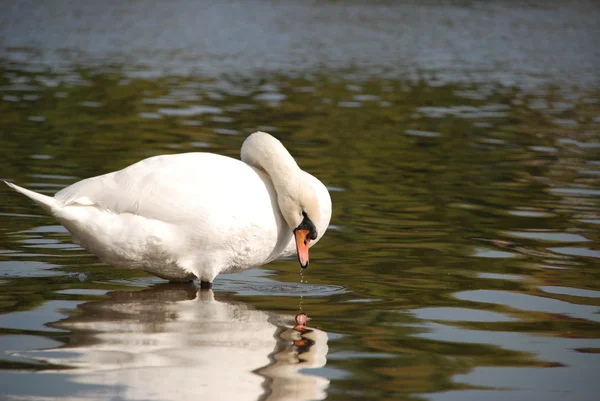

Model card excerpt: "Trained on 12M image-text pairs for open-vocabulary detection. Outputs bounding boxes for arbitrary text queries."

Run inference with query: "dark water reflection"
[1,1,600,401]
[1,66,600,401]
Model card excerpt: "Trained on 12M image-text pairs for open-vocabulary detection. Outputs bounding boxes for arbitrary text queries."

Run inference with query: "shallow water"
[1,1,600,401]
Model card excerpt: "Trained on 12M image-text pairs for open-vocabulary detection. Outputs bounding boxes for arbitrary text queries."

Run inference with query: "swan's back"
[56,153,274,225]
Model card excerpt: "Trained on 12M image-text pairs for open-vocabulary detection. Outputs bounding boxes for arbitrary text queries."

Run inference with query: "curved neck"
[241,132,310,233]
[240,132,300,189]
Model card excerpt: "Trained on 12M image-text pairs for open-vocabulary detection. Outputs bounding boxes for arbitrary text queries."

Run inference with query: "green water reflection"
[1,64,599,401]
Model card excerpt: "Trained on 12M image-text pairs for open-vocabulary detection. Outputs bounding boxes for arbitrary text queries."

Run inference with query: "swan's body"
[5,132,332,283]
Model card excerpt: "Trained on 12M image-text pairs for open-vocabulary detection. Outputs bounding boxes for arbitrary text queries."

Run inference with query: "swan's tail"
[4,181,57,214]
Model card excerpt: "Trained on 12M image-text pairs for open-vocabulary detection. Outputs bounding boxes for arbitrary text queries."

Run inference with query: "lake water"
[1,1,599,401]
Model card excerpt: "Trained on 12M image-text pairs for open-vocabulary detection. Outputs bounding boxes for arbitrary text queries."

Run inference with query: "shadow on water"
[1,1,600,401]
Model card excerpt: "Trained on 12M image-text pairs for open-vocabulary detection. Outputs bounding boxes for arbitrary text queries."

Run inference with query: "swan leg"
[200,281,212,289]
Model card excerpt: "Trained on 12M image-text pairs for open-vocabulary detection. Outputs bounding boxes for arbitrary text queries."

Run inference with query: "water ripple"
[455,290,600,323]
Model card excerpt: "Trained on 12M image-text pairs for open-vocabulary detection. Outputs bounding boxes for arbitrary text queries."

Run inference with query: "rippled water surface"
[1,1,600,401]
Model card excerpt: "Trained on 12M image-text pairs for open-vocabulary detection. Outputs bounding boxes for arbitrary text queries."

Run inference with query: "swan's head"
[278,183,321,268]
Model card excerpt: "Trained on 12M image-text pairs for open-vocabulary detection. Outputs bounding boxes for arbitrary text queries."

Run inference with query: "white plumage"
[5,132,332,283]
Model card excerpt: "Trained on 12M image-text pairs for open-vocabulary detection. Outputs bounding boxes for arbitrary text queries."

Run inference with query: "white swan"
[5,132,332,285]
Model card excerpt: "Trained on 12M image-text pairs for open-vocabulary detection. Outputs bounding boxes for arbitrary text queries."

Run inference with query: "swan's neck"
[240,132,300,188]
[241,132,308,232]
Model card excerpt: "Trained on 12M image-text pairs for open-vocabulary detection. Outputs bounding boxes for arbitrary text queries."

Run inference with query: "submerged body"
[5,132,332,283]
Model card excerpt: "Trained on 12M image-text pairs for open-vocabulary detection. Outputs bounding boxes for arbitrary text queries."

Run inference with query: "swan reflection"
[39,284,329,401]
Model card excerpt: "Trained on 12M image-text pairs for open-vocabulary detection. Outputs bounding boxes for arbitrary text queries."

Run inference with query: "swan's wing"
[55,153,258,224]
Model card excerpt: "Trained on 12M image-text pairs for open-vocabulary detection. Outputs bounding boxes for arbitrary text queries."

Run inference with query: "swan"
[4,132,332,287]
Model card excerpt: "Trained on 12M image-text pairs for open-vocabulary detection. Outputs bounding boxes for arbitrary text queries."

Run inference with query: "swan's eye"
[297,211,317,240]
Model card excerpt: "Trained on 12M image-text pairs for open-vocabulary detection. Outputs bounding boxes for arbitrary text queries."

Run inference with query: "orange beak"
[294,228,312,268]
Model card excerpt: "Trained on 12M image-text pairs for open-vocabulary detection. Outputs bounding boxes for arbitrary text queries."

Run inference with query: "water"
[1,1,600,400]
